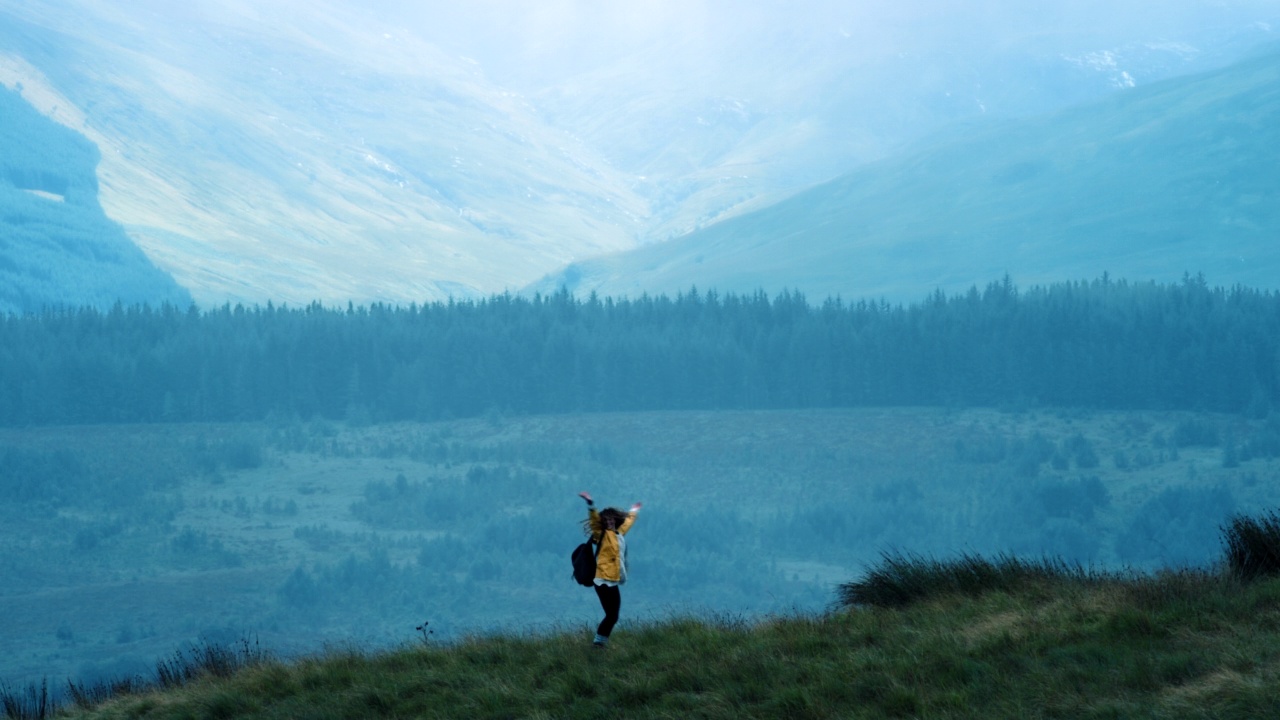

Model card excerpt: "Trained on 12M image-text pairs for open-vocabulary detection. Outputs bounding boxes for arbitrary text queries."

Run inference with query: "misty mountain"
[0,86,190,313]
[525,7,1280,246]
[530,46,1280,303]
[0,0,648,307]
[1,1,1276,307]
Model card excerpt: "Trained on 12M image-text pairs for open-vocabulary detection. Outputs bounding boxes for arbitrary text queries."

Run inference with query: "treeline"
[1,274,1277,426]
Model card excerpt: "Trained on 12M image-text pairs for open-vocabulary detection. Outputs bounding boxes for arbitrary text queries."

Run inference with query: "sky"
[374,0,1280,89]
[58,0,1278,112]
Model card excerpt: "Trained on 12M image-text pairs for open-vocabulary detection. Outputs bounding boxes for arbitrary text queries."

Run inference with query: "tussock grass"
[153,637,270,691]
[0,638,269,720]
[0,679,49,720]
[835,551,1101,609]
[1222,509,1280,581]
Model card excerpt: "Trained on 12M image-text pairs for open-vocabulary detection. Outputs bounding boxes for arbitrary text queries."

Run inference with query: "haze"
[4,0,1277,305]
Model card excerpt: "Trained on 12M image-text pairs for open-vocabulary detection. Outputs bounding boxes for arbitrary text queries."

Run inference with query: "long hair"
[583,507,628,538]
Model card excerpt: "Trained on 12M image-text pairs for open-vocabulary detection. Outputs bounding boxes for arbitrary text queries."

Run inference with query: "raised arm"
[618,502,642,535]
[580,492,601,539]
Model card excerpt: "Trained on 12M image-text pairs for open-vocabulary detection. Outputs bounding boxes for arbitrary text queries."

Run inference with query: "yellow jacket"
[589,507,637,583]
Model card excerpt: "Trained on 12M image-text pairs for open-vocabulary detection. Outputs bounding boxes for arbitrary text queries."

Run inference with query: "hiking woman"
[578,491,641,648]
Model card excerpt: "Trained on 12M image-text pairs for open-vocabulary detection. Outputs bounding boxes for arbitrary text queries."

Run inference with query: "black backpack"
[571,536,599,587]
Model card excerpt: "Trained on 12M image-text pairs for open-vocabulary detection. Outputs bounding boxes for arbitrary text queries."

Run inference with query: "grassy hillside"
[532,46,1280,303]
[24,558,1280,719]
[2,407,1278,691]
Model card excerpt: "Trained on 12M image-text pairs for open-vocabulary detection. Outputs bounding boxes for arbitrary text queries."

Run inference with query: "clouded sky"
[375,0,1279,88]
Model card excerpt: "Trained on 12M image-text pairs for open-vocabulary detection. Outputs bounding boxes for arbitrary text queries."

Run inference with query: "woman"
[579,491,641,648]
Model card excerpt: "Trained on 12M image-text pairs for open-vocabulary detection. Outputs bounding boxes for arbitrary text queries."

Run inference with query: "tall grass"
[840,507,1280,610]
[0,680,49,720]
[1222,509,1280,580]
[64,677,146,713]
[154,637,269,690]
[1,637,269,720]
[835,551,1099,609]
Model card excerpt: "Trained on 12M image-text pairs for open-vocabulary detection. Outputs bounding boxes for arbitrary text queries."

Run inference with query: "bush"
[1222,509,1280,581]
[835,552,1094,609]
[1063,433,1100,469]
[1172,417,1220,448]
[1114,485,1236,569]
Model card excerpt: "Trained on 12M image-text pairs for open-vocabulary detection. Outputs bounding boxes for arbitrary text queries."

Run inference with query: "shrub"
[1243,417,1280,459]
[1115,485,1236,569]
[954,433,1006,464]
[1221,509,1280,581]
[1172,417,1220,448]
[835,552,1094,609]
[1063,433,1099,469]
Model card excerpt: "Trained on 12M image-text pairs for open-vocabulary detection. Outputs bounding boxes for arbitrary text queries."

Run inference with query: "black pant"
[594,583,621,637]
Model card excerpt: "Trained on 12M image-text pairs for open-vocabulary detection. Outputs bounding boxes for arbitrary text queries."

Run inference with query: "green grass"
[836,552,1099,609]
[48,565,1280,720]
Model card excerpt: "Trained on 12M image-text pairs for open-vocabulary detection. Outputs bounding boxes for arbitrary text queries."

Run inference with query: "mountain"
[529,46,1280,303]
[0,86,190,313]
[516,2,1280,245]
[0,0,648,307]
[0,1,1276,306]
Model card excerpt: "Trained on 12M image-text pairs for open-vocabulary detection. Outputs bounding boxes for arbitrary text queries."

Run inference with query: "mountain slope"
[531,46,1280,303]
[527,4,1280,246]
[0,86,190,313]
[3,2,1277,306]
[0,0,648,306]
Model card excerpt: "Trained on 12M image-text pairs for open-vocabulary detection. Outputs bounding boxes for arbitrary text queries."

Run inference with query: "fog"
[379,0,1280,134]
[398,0,1276,85]
[103,0,1280,156]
